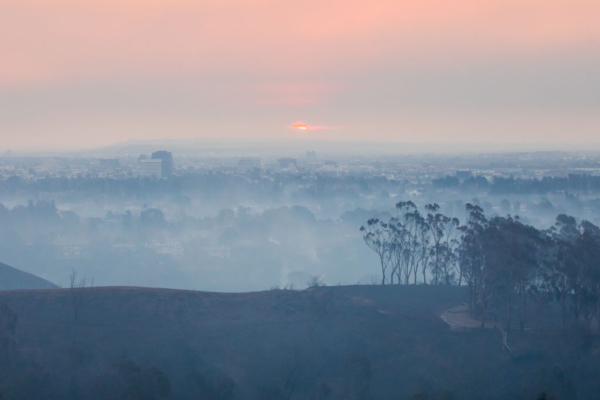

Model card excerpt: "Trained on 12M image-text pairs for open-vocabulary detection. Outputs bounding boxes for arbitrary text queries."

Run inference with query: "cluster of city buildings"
[236,151,320,173]
[93,150,175,179]
[138,151,174,178]
[1,150,600,183]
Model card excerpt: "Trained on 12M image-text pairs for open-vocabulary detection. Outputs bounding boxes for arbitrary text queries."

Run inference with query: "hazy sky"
[1,0,600,151]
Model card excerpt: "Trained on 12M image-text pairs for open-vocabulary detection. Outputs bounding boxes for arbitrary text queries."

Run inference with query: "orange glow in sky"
[1,0,600,150]
[292,123,308,130]
[291,123,337,131]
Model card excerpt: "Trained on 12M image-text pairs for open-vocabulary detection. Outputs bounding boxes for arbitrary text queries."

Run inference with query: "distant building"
[237,157,261,172]
[151,151,173,178]
[306,150,317,162]
[138,155,149,164]
[139,159,162,178]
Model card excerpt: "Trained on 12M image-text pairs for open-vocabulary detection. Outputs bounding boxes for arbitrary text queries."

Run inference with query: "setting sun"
[292,123,308,130]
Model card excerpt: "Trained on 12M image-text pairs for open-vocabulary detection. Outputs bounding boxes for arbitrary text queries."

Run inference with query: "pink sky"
[1,0,599,150]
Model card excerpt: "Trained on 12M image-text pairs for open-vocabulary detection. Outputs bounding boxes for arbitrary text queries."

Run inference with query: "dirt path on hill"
[441,305,493,330]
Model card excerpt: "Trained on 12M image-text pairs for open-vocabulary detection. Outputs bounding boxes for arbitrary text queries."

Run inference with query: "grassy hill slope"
[0,285,597,399]
[0,262,57,291]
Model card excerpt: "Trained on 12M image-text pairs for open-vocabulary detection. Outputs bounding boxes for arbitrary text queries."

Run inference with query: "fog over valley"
[1,148,599,292]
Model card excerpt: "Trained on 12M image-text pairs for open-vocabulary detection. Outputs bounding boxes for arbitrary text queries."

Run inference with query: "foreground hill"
[0,262,57,290]
[0,285,596,399]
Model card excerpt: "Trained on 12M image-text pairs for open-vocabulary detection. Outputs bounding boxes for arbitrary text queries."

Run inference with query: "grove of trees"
[361,201,600,334]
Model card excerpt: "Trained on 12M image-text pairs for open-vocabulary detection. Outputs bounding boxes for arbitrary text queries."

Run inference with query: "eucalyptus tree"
[390,201,425,285]
[364,201,459,286]
[387,219,406,285]
[360,218,393,285]
[416,217,432,285]
[526,229,556,331]
[482,215,544,330]
[546,214,579,325]
[426,203,457,285]
[458,204,488,318]
[545,215,600,331]
[386,202,412,285]
[402,210,423,284]
[572,226,600,335]
[440,216,462,285]
[550,218,600,334]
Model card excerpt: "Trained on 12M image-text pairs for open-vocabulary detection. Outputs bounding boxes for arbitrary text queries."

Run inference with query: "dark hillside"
[0,262,57,290]
[0,285,597,399]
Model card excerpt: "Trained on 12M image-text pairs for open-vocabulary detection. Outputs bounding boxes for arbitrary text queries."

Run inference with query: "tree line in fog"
[4,173,600,201]
[361,202,600,334]
[434,173,600,194]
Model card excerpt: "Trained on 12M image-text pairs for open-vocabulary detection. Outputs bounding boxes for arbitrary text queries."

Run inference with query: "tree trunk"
[506,293,513,331]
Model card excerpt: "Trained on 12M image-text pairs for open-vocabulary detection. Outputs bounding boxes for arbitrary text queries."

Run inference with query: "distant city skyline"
[1,0,599,151]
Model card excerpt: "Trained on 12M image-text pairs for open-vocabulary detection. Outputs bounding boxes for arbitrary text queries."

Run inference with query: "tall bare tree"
[360,219,393,285]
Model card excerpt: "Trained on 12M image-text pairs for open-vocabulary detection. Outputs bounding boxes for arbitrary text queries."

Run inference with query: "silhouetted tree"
[360,219,392,285]
[69,269,87,322]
